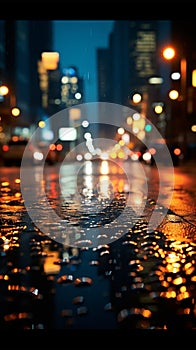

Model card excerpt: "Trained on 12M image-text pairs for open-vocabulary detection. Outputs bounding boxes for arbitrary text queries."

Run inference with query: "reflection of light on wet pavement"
[84,160,93,175]
[43,250,61,275]
[100,160,109,175]
[97,175,113,200]
[0,162,195,334]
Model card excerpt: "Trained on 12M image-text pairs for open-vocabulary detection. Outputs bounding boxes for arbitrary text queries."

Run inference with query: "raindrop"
[61,309,73,317]
[89,260,100,266]
[72,296,84,304]
[56,275,74,284]
[104,302,113,311]
[74,276,93,287]
[77,306,88,316]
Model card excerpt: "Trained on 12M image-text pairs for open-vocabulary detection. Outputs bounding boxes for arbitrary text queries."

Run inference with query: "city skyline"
[53,20,114,102]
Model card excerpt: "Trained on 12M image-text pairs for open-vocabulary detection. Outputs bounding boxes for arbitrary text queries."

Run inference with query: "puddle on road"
[0,172,195,331]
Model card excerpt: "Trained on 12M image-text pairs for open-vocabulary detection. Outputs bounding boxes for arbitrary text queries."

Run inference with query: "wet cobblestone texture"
[0,165,195,349]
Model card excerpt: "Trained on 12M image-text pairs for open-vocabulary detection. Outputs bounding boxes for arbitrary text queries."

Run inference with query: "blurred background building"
[0,19,195,162]
[0,20,84,144]
[97,20,196,160]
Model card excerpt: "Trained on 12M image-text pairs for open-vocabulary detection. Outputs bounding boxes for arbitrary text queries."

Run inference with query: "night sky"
[53,20,114,102]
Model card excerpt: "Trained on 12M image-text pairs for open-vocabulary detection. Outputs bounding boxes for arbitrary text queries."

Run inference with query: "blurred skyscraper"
[0,21,53,122]
[97,20,196,159]
[0,20,84,142]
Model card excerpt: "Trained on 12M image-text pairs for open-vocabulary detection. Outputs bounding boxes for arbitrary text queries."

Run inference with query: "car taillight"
[49,143,56,151]
[56,143,63,151]
[2,145,9,152]
[173,147,181,156]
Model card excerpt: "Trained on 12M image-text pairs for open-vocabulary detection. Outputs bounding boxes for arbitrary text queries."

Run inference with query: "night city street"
[0,14,196,349]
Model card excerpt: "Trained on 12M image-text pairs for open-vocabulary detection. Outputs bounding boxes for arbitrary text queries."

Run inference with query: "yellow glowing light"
[70,77,78,84]
[0,85,9,96]
[180,286,187,293]
[184,262,192,270]
[38,120,46,128]
[154,105,163,114]
[142,309,152,318]
[166,290,176,298]
[191,124,196,132]
[169,90,179,100]
[161,281,169,288]
[1,181,9,187]
[162,47,175,60]
[114,143,121,150]
[173,277,185,285]
[177,292,190,301]
[41,52,59,70]
[185,266,195,275]
[117,179,124,192]
[132,93,142,104]
[111,166,117,174]
[43,251,61,274]
[11,107,20,117]
[4,244,10,251]
[126,116,132,125]
[192,69,196,87]
[15,178,20,184]
[69,108,81,120]
[119,140,125,146]
[148,76,163,84]
[110,152,117,159]
[118,150,125,159]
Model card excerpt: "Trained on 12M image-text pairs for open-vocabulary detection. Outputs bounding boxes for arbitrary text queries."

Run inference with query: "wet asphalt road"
[0,159,195,349]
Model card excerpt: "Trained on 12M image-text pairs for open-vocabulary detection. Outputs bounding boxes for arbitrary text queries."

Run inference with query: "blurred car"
[34,142,63,165]
[0,138,31,166]
[167,143,182,166]
[0,138,73,166]
[138,140,182,167]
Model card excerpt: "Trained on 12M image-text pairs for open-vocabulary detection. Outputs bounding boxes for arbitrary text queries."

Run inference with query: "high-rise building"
[60,66,84,108]
[97,48,112,103]
[38,51,62,117]
[0,20,53,139]
[96,20,173,145]
[97,19,196,160]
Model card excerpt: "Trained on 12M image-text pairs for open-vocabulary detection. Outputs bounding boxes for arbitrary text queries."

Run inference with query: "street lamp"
[0,85,9,97]
[0,83,21,140]
[0,83,20,117]
[162,46,188,159]
[11,107,21,118]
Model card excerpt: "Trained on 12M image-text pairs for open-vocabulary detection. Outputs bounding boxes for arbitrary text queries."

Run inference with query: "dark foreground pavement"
[0,160,195,349]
